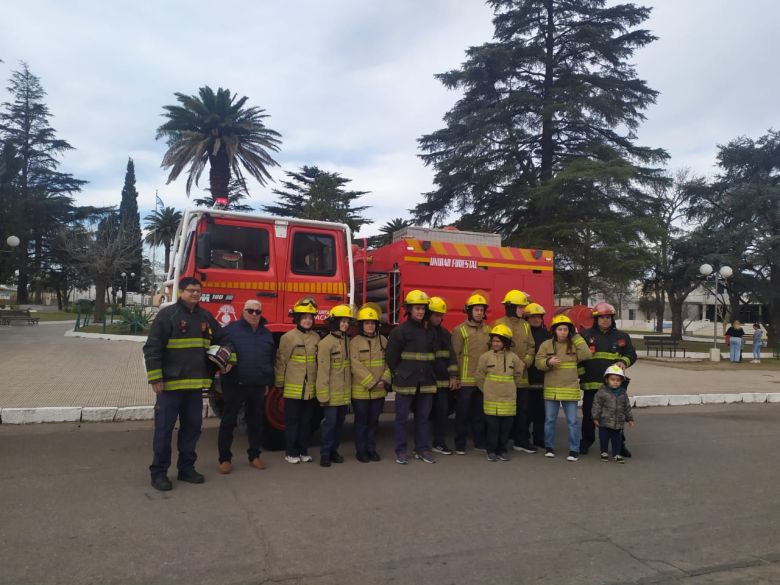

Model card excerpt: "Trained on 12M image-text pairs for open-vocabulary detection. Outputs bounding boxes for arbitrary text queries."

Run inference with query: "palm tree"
[156,86,282,199]
[144,207,182,272]
[368,217,413,248]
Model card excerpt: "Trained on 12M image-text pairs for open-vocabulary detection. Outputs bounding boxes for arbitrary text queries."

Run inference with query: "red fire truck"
[164,209,554,448]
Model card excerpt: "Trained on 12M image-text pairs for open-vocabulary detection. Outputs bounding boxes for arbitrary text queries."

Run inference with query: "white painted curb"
[64,329,146,343]
[1,394,779,424]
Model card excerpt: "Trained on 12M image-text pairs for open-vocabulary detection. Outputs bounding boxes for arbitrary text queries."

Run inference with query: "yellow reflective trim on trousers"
[484,400,516,416]
[166,338,209,349]
[461,327,470,380]
[592,351,620,360]
[147,369,162,381]
[400,352,434,361]
[163,378,212,391]
[486,374,514,382]
[394,385,437,395]
[290,355,316,363]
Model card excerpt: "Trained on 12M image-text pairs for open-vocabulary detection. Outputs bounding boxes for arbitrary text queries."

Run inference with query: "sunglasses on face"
[245,308,261,315]
[182,288,201,294]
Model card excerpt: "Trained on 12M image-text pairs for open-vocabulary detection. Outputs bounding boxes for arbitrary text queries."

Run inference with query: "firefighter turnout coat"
[275,327,319,400]
[451,320,491,387]
[143,300,233,391]
[431,324,458,389]
[316,331,352,406]
[475,349,525,416]
[492,315,535,386]
[386,318,437,395]
[350,333,391,400]
[535,335,592,401]
[579,325,637,392]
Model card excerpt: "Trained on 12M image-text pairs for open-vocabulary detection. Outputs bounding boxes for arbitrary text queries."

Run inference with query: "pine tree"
[415,0,668,302]
[262,166,372,234]
[118,158,143,302]
[0,62,85,302]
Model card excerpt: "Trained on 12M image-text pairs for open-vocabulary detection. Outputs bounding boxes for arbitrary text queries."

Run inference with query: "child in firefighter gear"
[523,303,551,448]
[275,297,320,464]
[579,302,637,457]
[428,296,459,456]
[217,300,275,475]
[350,304,391,462]
[493,289,536,454]
[316,305,353,467]
[475,325,525,461]
[535,315,591,462]
[451,292,491,454]
[385,289,438,464]
[143,277,234,492]
[592,365,635,463]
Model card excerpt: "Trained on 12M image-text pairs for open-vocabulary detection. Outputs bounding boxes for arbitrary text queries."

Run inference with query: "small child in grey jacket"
[592,364,635,463]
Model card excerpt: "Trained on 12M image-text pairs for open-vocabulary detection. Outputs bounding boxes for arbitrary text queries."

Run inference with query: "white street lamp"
[699,263,732,354]
[6,235,20,248]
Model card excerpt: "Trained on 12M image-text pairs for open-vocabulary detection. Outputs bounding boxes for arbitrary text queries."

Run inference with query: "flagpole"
[151,190,159,305]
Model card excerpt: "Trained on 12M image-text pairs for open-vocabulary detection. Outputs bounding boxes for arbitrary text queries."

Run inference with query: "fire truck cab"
[165,209,354,330]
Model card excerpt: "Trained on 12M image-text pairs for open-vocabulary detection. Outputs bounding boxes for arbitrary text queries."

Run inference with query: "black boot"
[331,451,345,464]
[151,475,172,491]
[177,469,205,484]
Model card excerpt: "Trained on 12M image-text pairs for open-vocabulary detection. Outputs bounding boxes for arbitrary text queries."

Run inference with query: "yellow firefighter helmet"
[428,296,448,314]
[501,289,530,306]
[404,289,430,306]
[328,304,354,319]
[489,324,513,340]
[549,314,574,331]
[465,292,489,308]
[356,303,381,322]
[523,302,546,316]
[291,296,318,314]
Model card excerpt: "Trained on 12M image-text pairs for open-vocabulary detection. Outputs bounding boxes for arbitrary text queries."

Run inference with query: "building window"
[628,309,636,320]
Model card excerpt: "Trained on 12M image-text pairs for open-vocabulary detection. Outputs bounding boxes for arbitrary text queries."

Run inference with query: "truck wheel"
[262,387,286,451]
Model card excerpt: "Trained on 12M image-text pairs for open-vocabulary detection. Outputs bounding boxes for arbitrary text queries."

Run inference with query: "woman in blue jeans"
[725,320,745,363]
[534,315,591,461]
[751,323,764,363]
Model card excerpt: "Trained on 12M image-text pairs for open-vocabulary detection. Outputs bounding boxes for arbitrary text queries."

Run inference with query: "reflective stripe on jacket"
[431,324,458,388]
[535,335,591,401]
[350,334,391,400]
[451,320,491,385]
[579,326,637,391]
[492,315,535,386]
[315,332,351,406]
[143,300,232,392]
[275,327,319,400]
[386,318,437,395]
[475,349,525,416]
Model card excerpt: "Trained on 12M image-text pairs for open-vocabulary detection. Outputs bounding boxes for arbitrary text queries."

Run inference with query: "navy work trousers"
[455,386,486,450]
[320,404,348,458]
[394,391,433,456]
[149,390,203,479]
[284,397,315,457]
[353,397,385,456]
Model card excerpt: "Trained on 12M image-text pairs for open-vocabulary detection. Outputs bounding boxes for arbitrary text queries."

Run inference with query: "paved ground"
[0,404,778,585]
[1,323,778,408]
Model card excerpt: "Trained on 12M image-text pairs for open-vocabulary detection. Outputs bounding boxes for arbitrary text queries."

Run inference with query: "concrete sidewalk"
[0,322,777,412]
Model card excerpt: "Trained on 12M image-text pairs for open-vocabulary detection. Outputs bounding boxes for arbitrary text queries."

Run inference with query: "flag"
[155,192,164,210]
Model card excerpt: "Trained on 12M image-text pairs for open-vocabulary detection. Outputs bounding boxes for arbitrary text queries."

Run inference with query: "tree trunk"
[16,239,29,303]
[209,148,231,200]
[94,280,107,322]
[55,286,63,311]
[654,284,665,332]
[668,295,684,340]
[540,0,555,183]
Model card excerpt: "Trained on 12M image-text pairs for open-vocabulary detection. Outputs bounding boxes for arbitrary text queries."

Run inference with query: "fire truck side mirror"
[196,233,211,269]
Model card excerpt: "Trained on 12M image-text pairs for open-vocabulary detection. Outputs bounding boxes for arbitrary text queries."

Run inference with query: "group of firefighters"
[144,277,637,492]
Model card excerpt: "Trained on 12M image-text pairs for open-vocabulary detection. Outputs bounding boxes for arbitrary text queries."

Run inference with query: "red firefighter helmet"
[592,302,616,317]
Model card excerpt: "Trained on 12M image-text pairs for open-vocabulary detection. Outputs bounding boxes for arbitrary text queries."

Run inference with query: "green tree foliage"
[118,158,143,299]
[367,217,413,248]
[0,63,86,302]
[157,86,282,199]
[687,130,780,345]
[144,206,183,273]
[262,165,372,234]
[193,176,254,211]
[414,0,667,302]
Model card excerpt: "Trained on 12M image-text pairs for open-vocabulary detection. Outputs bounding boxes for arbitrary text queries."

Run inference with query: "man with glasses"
[578,302,637,457]
[217,300,275,474]
[143,277,233,491]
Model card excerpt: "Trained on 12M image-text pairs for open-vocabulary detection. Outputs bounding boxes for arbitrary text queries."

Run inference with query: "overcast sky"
[2,1,778,238]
